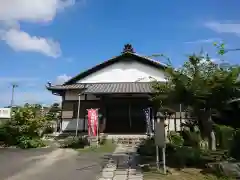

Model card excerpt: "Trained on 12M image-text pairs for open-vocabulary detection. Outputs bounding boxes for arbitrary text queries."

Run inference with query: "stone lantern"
[154,110,166,148]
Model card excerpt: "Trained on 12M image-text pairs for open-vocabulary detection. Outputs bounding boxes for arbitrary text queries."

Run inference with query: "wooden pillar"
[83,94,87,132]
[168,114,170,133]
[102,101,107,133]
[180,104,182,131]
[101,96,107,133]
[174,113,177,131]
[60,93,65,132]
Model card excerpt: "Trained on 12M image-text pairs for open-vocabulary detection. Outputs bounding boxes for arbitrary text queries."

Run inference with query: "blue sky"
[0,0,240,106]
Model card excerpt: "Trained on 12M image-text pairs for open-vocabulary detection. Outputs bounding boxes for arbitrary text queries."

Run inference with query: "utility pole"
[10,83,18,108]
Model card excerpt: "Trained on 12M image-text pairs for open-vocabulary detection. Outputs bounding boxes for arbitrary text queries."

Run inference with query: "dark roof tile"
[47,82,155,93]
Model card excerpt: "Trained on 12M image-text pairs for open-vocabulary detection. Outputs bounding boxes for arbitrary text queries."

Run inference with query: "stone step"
[114,137,146,145]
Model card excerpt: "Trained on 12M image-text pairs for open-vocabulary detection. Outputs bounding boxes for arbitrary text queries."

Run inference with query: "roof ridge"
[75,82,152,84]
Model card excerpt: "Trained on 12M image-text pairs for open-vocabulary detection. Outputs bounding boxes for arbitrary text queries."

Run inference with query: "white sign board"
[0,108,11,118]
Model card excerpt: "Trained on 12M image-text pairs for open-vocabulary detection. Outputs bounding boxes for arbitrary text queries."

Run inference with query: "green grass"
[77,140,116,153]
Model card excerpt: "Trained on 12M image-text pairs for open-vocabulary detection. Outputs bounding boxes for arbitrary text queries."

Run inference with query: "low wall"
[167,118,184,132]
[0,118,9,125]
[62,118,88,131]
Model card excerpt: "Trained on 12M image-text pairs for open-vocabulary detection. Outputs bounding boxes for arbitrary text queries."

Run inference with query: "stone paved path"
[97,144,143,180]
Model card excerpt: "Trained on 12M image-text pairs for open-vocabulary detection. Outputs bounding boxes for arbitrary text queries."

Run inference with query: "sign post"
[143,107,152,136]
[154,111,166,174]
[0,108,11,119]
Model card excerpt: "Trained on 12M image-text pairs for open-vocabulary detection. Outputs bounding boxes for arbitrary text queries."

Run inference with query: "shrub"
[0,124,10,142]
[43,125,55,134]
[137,138,222,169]
[0,122,18,145]
[99,134,107,145]
[214,124,234,150]
[168,131,184,147]
[0,106,49,148]
[230,129,240,160]
[17,136,45,149]
[167,146,203,168]
[137,138,155,156]
[60,136,89,149]
[181,130,201,148]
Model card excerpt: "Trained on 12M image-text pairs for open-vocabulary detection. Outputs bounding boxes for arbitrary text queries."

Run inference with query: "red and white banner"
[87,109,98,136]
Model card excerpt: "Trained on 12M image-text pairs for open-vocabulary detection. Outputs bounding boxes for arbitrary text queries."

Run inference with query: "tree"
[214,42,240,55]
[152,53,240,150]
[45,103,61,121]
[0,105,48,148]
[49,103,61,113]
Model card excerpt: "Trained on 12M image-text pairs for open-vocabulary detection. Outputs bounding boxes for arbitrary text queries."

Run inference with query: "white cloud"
[55,74,72,84]
[0,0,76,57]
[2,29,61,58]
[0,0,75,22]
[205,21,240,36]
[185,38,221,44]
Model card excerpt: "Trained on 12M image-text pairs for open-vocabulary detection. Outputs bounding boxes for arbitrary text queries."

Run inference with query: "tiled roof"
[47,82,155,93]
[48,84,86,90]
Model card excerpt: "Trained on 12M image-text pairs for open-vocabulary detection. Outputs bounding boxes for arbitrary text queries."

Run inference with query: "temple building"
[47,44,184,134]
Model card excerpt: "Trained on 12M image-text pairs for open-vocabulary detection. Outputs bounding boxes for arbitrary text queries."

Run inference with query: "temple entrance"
[105,101,130,133]
[104,97,148,134]
[130,103,147,133]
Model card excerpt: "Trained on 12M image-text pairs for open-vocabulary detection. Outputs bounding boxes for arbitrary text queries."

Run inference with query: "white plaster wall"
[77,60,167,83]
[168,118,176,131]
[65,92,100,101]
[62,119,88,131]
[166,118,185,132]
[61,118,185,132]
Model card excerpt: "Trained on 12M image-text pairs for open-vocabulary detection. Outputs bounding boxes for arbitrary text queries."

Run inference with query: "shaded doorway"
[104,98,148,134]
[105,101,130,133]
[130,103,147,133]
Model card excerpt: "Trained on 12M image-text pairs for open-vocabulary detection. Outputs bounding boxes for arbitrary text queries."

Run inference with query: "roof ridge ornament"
[122,44,135,54]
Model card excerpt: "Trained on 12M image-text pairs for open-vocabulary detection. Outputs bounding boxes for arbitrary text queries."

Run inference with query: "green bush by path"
[137,137,229,169]
[0,105,50,148]
[230,129,240,160]
[213,124,240,160]
[168,131,184,147]
[60,136,89,149]
[137,138,156,156]
[77,139,116,153]
[17,136,45,149]
[214,125,234,150]
[169,146,203,167]
[181,130,201,148]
